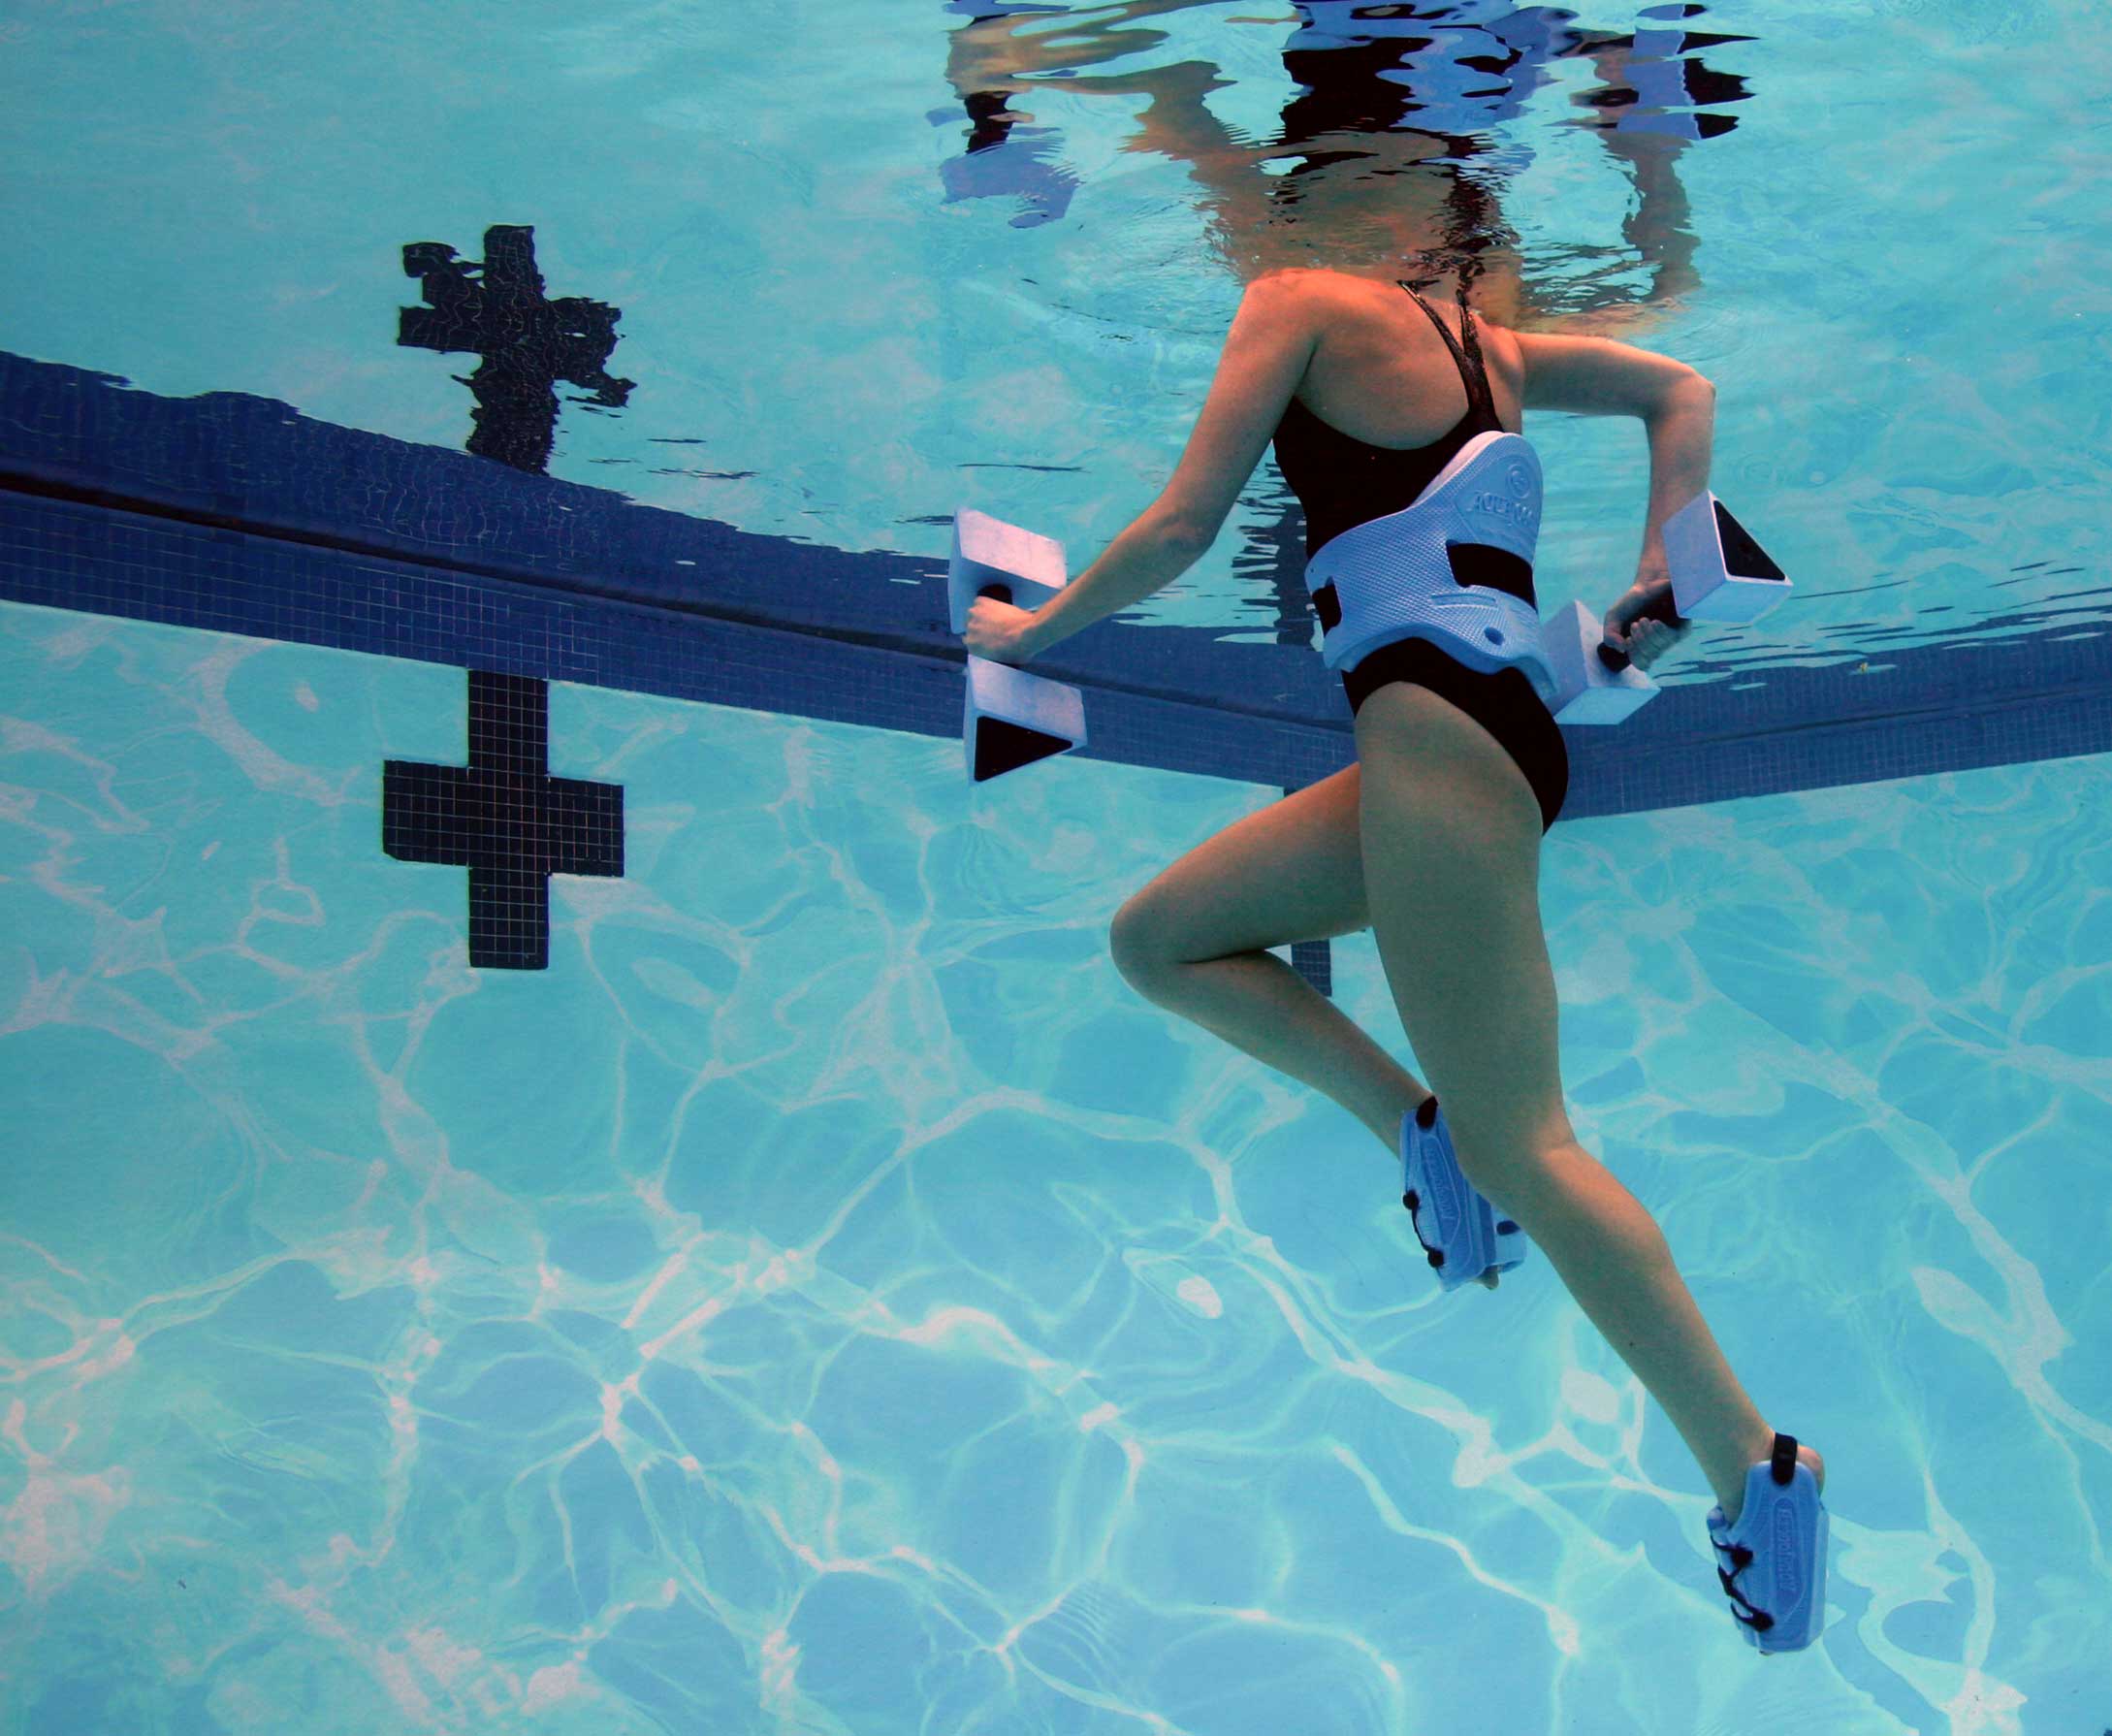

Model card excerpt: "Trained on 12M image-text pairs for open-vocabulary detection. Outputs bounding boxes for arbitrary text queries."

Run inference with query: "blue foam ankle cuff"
[1399,1098,1529,1292]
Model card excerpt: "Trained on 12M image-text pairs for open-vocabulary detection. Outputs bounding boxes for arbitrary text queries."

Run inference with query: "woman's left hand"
[963,595,1038,664]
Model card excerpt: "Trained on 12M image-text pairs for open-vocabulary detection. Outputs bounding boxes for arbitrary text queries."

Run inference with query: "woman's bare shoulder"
[1272,265,1525,379]
[1273,264,1532,332]
[1263,265,1681,332]
[1268,265,1455,327]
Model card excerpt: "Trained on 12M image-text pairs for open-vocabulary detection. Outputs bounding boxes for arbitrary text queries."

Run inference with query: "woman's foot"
[1715,1431,1825,1527]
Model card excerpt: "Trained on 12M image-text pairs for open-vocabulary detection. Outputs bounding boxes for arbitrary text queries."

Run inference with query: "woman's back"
[1270,271,1522,565]
[1274,266,1711,555]
[1285,269,1527,454]
[1278,264,1699,444]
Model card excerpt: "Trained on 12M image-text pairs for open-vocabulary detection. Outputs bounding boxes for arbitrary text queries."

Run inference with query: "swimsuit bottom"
[1342,636,1569,833]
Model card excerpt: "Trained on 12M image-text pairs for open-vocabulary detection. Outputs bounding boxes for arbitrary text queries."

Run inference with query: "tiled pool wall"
[8,351,2109,856]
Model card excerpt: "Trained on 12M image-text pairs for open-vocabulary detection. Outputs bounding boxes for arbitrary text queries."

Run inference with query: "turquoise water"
[5,605,2107,1731]
[3,0,2105,647]
[4,0,2111,1730]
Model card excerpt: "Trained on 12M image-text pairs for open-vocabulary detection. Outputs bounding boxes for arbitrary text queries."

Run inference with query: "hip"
[1341,635,1569,833]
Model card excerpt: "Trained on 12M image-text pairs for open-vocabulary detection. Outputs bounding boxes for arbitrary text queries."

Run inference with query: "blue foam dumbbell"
[1543,492,1791,725]
[949,508,1089,783]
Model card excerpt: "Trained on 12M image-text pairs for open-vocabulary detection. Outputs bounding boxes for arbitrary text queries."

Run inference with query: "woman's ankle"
[1715,1430,1825,1527]
[1367,1088,1433,1155]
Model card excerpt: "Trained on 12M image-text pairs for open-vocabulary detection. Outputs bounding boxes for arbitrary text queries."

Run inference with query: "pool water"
[4,605,2107,1731]
[4,0,2110,1730]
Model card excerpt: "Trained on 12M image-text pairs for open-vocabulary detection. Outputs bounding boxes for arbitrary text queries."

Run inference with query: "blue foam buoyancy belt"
[1303,429,1554,706]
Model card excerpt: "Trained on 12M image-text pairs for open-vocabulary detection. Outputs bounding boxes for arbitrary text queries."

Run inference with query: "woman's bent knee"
[1108,904,1175,982]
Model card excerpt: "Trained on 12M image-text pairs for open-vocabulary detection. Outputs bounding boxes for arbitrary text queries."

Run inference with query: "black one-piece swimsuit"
[1269,283,1570,833]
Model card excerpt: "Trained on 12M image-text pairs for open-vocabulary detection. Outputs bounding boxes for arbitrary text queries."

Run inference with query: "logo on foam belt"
[1456,459,1540,533]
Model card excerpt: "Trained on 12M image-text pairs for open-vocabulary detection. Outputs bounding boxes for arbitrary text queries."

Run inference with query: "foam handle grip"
[1596,580,1689,673]
[1635,586,1689,629]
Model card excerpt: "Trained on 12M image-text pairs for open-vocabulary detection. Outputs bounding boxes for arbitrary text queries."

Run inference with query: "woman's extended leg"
[1351,682,1819,1521]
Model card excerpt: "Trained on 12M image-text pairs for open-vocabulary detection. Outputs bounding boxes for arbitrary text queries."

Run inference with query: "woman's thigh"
[1108,763,1367,973]
[1353,682,1578,1178]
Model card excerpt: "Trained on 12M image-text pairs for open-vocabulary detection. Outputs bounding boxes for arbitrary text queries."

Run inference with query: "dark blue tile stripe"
[3,350,2107,820]
[0,490,1355,786]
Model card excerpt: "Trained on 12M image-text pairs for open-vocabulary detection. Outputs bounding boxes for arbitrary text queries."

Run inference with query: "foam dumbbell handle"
[1596,583,1689,674]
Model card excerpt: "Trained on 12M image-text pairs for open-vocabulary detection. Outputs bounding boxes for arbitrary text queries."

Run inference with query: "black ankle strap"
[1771,1432,1799,1486]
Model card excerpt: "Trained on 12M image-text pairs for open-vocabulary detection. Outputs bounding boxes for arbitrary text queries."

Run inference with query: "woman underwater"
[962,202,1829,1652]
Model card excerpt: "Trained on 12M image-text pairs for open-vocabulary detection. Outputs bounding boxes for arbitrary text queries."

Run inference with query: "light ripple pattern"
[1,605,2108,1734]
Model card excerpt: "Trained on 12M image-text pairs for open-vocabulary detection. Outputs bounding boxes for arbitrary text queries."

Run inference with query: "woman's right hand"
[1602,568,1691,673]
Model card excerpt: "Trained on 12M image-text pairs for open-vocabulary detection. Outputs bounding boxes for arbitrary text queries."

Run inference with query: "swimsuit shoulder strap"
[1397,280,1497,427]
